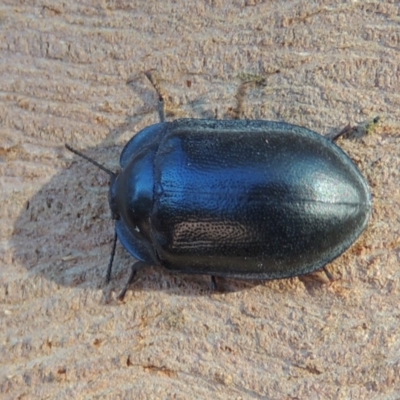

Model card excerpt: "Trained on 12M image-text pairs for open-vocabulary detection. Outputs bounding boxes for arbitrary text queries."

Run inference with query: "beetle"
[66,77,371,298]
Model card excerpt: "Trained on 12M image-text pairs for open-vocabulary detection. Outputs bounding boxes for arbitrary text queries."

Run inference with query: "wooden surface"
[1,1,399,398]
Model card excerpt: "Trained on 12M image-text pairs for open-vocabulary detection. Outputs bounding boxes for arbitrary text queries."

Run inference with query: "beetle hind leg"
[326,125,354,142]
[326,117,380,142]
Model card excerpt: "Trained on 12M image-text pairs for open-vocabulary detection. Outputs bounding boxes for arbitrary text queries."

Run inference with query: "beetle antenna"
[65,144,116,178]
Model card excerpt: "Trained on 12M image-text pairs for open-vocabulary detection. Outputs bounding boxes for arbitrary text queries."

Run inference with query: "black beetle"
[66,78,371,298]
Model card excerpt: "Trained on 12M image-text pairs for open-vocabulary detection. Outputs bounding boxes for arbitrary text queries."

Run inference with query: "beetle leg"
[233,81,251,119]
[326,124,354,142]
[322,266,335,282]
[118,267,137,300]
[211,275,218,291]
[144,71,165,122]
[328,116,380,141]
[157,97,165,122]
[117,261,148,300]
[105,229,118,285]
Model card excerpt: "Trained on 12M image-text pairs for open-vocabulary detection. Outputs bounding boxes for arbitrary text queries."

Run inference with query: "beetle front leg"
[118,261,149,300]
[105,229,118,285]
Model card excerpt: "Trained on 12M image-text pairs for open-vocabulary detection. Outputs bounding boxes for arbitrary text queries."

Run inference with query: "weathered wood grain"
[1,1,399,398]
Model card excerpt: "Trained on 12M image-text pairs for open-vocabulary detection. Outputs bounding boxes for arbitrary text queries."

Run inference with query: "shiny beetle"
[66,78,371,297]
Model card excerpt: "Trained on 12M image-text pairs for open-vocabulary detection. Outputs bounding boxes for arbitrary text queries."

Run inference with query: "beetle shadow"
[10,145,330,301]
[11,144,262,298]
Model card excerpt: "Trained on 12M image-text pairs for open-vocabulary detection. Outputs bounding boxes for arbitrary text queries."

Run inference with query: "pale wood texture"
[1,1,399,399]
